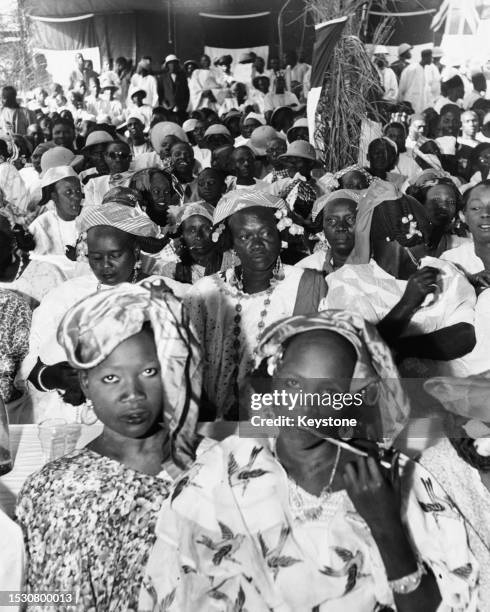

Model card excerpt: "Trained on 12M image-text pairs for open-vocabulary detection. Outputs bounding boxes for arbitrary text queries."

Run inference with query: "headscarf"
[319,164,375,193]
[213,189,287,225]
[311,189,361,222]
[150,122,189,151]
[78,202,160,237]
[347,180,429,264]
[175,201,214,227]
[253,310,410,447]
[58,281,202,470]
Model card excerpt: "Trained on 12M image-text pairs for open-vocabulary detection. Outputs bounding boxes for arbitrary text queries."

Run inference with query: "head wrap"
[311,189,361,222]
[319,164,374,192]
[254,310,410,447]
[213,190,287,226]
[78,202,159,237]
[347,180,429,264]
[58,281,201,469]
[176,201,214,227]
[150,122,188,151]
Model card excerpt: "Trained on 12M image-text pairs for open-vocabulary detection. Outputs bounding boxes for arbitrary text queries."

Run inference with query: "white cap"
[165,54,179,64]
[183,118,198,133]
[374,45,388,55]
[40,165,79,188]
[40,146,84,173]
[244,112,266,126]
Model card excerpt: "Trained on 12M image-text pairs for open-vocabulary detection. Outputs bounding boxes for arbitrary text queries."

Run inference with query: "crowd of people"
[1,41,490,610]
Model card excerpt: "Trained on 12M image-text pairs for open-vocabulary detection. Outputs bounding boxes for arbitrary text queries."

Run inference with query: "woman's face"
[272,330,370,438]
[81,328,163,439]
[266,138,287,167]
[368,141,395,171]
[52,177,83,221]
[87,226,137,285]
[339,170,368,190]
[200,55,211,69]
[182,215,213,257]
[229,207,281,272]
[462,184,490,244]
[289,127,309,142]
[52,123,74,147]
[439,111,460,137]
[193,121,207,146]
[476,147,490,173]
[171,143,194,175]
[149,172,173,205]
[197,169,224,204]
[323,199,357,257]
[232,148,255,179]
[104,143,131,174]
[424,183,458,228]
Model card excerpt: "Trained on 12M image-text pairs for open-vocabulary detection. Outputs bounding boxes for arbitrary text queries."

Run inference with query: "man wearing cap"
[125,113,152,159]
[157,55,190,121]
[125,91,153,131]
[373,46,398,104]
[432,47,444,73]
[79,131,114,184]
[264,75,299,112]
[390,43,412,81]
[234,113,266,147]
[128,57,158,108]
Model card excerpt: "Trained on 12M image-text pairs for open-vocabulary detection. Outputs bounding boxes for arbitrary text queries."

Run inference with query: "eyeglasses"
[106,151,130,160]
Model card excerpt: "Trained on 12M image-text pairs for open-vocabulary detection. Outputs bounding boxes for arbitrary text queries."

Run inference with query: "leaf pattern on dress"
[228,447,269,494]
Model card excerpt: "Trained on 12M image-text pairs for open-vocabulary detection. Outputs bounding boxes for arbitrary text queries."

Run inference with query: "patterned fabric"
[0,161,31,225]
[58,282,201,469]
[175,201,214,226]
[139,435,479,611]
[213,190,287,225]
[311,189,361,222]
[254,310,410,446]
[0,289,31,403]
[16,448,172,612]
[78,202,159,238]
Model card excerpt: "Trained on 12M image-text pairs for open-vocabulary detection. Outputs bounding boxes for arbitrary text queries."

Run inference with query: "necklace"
[287,446,342,523]
[96,265,140,292]
[214,268,278,419]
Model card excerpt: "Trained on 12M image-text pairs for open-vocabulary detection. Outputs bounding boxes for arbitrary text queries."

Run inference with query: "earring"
[81,399,98,425]
[272,255,285,282]
[231,248,240,267]
[132,257,142,283]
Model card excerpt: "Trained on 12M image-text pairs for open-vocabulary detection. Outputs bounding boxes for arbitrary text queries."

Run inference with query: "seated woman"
[366,137,405,188]
[421,373,490,603]
[17,281,202,610]
[322,180,476,377]
[183,190,326,420]
[140,311,478,611]
[155,201,234,284]
[84,141,134,207]
[22,201,179,423]
[29,166,82,258]
[410,176,469,255]
[296,189,360,272]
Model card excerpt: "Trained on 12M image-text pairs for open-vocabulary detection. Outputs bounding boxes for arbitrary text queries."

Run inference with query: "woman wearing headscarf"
[17,281,202,611]
[366,137,405,189]
[321,180,476,377]
[183,190,326,420]
[133,121,189,173]
[296,190,360,273]
[420,373,490,606]
[29,166,83,259]
[155,201,235,284]
[319,163,374,193]
[21,201,183,423]
[409,176,469,255]
[140,311,478,611]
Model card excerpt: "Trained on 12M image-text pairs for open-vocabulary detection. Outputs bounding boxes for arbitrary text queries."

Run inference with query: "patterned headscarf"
[347,180,429,264]
[319,164,374,192]
[175,201,214,227]
[311,189,361,222]
[213,190,287,225]
[254,309,410,447]
[78,202,160,237]
[58,281,202,470]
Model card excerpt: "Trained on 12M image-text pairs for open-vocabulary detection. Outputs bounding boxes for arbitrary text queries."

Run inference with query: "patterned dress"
[0,289,31,403]
[16,448,173,612]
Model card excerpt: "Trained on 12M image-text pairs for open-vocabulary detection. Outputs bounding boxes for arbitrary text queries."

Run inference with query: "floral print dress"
[16,448,173,612]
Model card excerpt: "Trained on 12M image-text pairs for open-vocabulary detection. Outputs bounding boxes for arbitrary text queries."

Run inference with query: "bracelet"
[36,365,51,393]
[389,562,426,595]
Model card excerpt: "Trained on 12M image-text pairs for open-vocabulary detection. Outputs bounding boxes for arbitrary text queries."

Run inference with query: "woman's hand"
[400,266,440,312]
[343,456,401,531]
[42,362,85,406]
